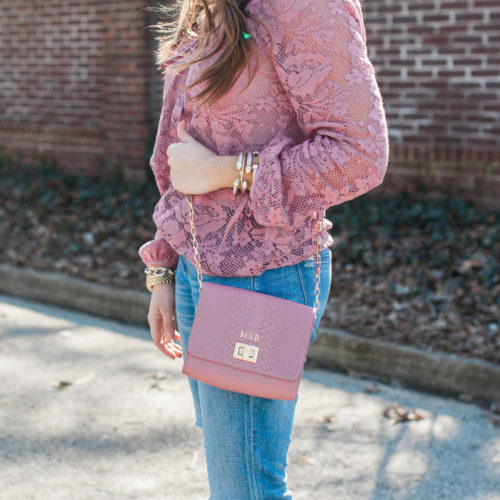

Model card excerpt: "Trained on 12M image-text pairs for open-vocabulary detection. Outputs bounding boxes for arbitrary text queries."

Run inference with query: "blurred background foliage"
[1,154,498,363]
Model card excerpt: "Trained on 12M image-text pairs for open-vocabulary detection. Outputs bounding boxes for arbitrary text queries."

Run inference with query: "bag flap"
[187,282,315,381]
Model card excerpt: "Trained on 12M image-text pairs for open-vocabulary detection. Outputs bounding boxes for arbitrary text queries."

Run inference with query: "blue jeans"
[174,247,332,500]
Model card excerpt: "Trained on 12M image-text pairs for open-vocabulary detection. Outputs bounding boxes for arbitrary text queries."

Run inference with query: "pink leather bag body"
[181,194,324,400]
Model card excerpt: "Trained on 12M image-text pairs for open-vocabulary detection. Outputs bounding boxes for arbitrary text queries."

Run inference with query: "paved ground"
[1,293,500,500]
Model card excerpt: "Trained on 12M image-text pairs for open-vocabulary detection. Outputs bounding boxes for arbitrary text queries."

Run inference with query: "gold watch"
[145,266,176,292]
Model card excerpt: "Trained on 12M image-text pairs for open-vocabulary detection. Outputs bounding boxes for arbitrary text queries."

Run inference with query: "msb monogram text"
[240,330,260,342]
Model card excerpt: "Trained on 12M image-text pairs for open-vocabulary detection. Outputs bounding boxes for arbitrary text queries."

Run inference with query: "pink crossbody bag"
[181,194,324,400]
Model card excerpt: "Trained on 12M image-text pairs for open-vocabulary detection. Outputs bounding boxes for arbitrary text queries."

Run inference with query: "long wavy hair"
[145,0,273,107]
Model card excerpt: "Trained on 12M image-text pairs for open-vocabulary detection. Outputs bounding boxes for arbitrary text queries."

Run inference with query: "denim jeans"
[174,247,332,500]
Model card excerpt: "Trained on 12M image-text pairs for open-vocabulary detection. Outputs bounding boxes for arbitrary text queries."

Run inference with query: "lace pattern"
[139,0,389,277]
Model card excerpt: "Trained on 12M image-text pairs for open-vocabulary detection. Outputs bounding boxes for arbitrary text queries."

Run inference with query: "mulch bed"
[1,156,499,364]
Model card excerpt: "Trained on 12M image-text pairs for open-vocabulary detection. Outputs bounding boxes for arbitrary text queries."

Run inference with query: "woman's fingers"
[159,339,177,359]
[171,340,182,355]
[148,284,181,360]
[148,312,176,359]
[161,314,176,343]
[160,331,183,358]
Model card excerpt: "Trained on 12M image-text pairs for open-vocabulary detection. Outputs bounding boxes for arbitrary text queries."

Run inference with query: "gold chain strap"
[187,194,205,290]
[313,217,322,311]
[186,194,323,311]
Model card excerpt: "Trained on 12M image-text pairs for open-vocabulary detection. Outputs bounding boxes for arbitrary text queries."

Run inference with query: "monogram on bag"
[181,193,324,400]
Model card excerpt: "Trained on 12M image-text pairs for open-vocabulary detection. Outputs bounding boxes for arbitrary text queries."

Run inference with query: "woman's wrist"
[213,155,253,190]
[145,265,176,292]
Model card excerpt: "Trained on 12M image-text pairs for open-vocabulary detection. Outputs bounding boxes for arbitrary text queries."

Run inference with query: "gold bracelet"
[233,151,259,195]
[240,153,247,193]
[144,266,175,292]
[233,153,244,195]
[246,152,254,174]
[242,152,252,193]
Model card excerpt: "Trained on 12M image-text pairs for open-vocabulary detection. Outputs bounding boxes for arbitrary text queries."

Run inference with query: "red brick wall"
[362,0,500,206]
[1,1,499,206]
[0,1,152,181]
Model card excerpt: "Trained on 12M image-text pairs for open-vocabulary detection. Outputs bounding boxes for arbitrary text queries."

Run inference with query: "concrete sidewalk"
[1,293,499,500]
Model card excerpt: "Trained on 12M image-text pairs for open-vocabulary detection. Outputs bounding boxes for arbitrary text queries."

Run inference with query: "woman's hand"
[147,283,183,360]
[166,120,239,194]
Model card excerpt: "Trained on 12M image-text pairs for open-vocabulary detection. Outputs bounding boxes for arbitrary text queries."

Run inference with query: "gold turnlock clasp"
[233,342,259,363]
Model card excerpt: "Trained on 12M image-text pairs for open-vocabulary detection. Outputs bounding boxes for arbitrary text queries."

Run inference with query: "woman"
[139,0,389,497]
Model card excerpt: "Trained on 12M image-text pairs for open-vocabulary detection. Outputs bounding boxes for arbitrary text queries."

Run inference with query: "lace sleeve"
[137,69,186,270]
[246,0,389,228]
[138,228,179,269]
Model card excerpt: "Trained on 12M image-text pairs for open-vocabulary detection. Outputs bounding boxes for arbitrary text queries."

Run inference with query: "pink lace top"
[138,0,389,277]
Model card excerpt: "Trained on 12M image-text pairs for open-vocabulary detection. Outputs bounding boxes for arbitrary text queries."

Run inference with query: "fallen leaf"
[53,380,72,389]
[150,382,168,391]
[383,402,425,424]
[144,372,170,380]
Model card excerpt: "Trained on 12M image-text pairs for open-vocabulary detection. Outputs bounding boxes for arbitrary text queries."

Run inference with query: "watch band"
[145,266,176,292]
